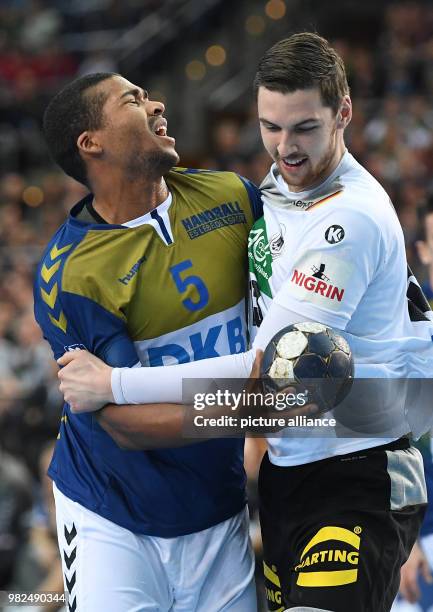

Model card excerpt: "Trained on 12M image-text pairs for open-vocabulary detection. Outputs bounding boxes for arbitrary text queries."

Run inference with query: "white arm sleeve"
[112,305,314,405]
[111,350,255,405]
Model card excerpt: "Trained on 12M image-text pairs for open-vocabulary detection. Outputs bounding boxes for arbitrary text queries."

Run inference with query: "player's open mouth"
[281,157,307,170]
[153,120,175,144]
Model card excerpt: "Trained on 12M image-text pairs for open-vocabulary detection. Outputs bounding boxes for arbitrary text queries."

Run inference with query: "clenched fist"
[57,350,114,413]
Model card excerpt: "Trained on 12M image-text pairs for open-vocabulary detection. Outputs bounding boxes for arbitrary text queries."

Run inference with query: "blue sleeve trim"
[174,168,217,175]
[238,176,263,221]
[34,287,138,367]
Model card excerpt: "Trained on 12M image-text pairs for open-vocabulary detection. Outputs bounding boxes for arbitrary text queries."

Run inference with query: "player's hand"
[57,350,114,413]
[245,350,318,427]
[399,540,433,603]
[246,349,264,392]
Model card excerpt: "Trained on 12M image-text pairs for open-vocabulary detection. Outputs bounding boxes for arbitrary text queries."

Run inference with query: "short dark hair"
[253,32,349,114]
[417,193,433,241]
[43,73,117,187]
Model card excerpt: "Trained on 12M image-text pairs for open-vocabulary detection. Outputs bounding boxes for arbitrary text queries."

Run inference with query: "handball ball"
[260,322,354,413]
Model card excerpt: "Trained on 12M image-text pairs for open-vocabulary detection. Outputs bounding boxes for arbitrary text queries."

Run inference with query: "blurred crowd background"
[0,0,433,609]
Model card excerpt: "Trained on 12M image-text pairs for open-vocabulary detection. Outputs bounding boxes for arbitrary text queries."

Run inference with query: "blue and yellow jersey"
[34,168,262,536]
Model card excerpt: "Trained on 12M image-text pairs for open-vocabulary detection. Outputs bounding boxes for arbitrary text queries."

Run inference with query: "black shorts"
[259,438,426,612]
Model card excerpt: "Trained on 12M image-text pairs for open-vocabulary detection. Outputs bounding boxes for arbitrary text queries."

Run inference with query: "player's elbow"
[113,431,159,450]
[95,411,133,448]
[101,422,146,450]
[112,431,141,450]
[95,411,154,450]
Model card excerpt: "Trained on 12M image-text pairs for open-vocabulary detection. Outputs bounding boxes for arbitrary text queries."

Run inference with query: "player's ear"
[337,95,352,129]
[77,131,103,157]
[415,240,432,266]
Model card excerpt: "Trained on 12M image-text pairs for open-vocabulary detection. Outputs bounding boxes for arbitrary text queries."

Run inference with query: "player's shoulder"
[301,155,401,254]
[35,201,114,309]
[167,167,262,219]
[337,153,392,217]
[34,218,87,337]
[320,153,397,234]
[167,167,259,199]
[168,166,245,187]
[36,193,105,279]
[35,220,81,289]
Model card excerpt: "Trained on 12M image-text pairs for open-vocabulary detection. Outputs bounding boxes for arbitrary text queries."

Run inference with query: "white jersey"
[249,150,433,465]
[112,151,433,467]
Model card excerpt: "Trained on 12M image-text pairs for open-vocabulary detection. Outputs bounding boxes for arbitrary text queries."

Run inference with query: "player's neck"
[91,175,169,225]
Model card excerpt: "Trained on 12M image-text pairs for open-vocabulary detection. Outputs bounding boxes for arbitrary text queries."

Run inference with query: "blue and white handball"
[261,322,354,412]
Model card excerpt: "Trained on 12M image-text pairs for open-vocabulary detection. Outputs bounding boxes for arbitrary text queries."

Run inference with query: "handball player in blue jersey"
[34,73,264,611]
[58,35,433,612]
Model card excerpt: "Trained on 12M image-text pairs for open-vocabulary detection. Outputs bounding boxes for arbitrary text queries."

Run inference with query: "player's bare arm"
[95,353,257,450]
[399,540,433,603]
[96,402,189,449]
[60,350,318,449]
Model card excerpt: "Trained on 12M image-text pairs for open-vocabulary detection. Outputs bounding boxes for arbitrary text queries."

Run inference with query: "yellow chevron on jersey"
[60,169,258,343]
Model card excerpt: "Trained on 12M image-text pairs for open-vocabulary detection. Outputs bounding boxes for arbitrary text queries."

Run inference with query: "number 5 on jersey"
[170,260,210,311]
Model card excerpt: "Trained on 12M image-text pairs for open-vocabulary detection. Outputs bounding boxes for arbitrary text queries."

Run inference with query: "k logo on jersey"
[325,225,345,244]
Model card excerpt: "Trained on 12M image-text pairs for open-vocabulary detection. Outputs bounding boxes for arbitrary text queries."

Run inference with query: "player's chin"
[279,168,307,188]
[162,143,179,163]
[169,148,180,165]
[157,148,180,173]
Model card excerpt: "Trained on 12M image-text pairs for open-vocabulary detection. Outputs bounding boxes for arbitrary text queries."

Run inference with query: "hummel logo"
[118,256,146,285]
[69,596,77,612]
[65,571,76,593]
[64,547,76,570]
[64,524,77,545]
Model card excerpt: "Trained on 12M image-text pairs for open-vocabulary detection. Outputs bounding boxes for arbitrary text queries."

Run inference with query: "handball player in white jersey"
[59,34,433,611]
